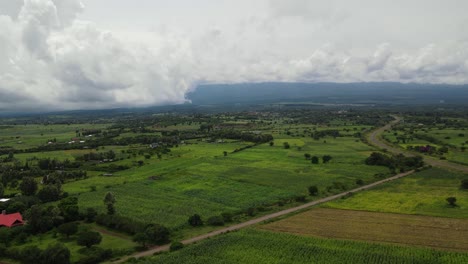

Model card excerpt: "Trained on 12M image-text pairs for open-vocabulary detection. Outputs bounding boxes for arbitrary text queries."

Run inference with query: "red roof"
[0,212,24,228]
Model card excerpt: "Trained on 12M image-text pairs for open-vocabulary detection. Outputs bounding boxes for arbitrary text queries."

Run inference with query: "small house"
[0,211,24,228]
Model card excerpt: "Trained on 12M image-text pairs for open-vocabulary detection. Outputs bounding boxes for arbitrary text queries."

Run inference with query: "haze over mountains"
[187,82,468,105]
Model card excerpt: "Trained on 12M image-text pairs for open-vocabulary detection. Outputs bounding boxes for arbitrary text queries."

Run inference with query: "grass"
[131,229,468,264]
[324,168,468,218]
[261,208,468,251]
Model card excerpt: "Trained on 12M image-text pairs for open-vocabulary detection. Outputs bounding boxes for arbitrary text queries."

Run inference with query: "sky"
[0,0,467,111]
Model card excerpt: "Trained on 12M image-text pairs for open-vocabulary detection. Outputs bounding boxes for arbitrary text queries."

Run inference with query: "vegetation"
[0,106,467,263]
[131,229,468,264]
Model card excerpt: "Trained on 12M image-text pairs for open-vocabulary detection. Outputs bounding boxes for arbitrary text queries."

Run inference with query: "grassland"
[324,167,468,218]
[261,208,468,251]
[132,229,468,264]
[0,124,107,150]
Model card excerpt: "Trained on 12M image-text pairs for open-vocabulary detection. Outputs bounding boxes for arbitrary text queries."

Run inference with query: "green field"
[72,136,388,229]
[324,168,468,218]
[132,229,468,264]
[0,124,108,150]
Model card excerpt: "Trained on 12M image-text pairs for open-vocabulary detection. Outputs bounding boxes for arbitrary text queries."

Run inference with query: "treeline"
[210,130,273,144]
[365,152,424,172]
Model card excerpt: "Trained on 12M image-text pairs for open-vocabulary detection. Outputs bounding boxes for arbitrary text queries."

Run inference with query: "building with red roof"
[0,211,24,228]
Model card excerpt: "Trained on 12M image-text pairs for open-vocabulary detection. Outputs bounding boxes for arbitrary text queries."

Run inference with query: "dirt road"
[368,116,468,174]
[114,169,415,263]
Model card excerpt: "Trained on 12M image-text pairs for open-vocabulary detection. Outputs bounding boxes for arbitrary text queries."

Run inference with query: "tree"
[308,185,318,196]
[311,156,319,164]
[144,224,170,245]
[77,231,102,248]
[133,232,149,248]
[85,208,98,223]
[0,183,3,197]
[58,197,79,222]
[283,142,290,149]
[188,214,203,227]
[322,155,332,163]
[19,177,38,196]
[40,243,70,264]
[461,179,468,189]
[0,228,11,246]
[446,197,457,207]
[103,192,116,215]
[57,222,78,238]
[37,184,61,202]
[304,153,311,160]
[20,245,42,264]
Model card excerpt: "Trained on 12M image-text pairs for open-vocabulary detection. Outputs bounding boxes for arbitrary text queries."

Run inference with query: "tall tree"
[19,177,38,196]
[40,243,70,264]
[103,192,116,215]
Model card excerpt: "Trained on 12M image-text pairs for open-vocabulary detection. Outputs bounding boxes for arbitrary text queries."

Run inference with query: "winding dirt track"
[368,116,468,174]
[114,116,467,263]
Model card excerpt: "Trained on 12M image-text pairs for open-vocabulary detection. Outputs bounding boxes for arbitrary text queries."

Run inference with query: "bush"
[77,231,102,248]
[308,186,318,196]
[221,212,233,223]
[207,216,224,226]
[170,242,184,252]
[461,179,468,189]
[188,214,203,227]
[446,197,457,207]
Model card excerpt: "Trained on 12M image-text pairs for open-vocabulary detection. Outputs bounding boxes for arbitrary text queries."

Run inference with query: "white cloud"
[0,0,467,112]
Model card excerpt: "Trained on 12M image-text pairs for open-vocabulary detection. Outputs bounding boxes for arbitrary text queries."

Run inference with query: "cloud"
[0,0,467,112]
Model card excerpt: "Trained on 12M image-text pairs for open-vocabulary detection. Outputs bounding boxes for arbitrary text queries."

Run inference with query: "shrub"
[207,216,224,226]
[188,214,203,227]
[170,242,184,252]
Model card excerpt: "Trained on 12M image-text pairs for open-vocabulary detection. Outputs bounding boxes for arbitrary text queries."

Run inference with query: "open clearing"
[261,208,468,251]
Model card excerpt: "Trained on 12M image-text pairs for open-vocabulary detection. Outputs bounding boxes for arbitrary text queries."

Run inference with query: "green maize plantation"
[132,229,468,264]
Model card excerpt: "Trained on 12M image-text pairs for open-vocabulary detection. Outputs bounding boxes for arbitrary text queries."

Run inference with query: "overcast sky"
[0,0,467,111]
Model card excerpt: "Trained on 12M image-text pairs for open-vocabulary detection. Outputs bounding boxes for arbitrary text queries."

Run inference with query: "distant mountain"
[186,82,468,105]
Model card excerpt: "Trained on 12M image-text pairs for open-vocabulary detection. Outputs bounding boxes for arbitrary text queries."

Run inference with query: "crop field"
[261,208,468,251]
[72,135,389,229]
[324,168,468,218]
[134,229,468,264]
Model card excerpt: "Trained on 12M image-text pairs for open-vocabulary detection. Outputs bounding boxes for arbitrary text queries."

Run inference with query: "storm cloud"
[0,0,467,111]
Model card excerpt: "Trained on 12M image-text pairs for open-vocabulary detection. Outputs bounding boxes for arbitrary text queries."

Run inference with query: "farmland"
[132,229,468,264]
[0,108,467,263]
[260,208,468,251]
[325,168,468,218]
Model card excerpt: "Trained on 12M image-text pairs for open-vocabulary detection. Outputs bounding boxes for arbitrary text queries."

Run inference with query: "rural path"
[368,116,468,174]
[114,169,415,263]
